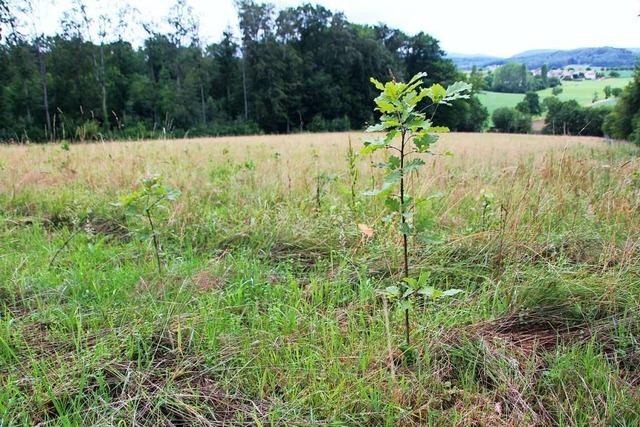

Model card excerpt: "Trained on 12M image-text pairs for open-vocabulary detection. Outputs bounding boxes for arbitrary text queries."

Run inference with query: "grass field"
[477,91,525,115]
[479,77,633,117]
[1,132,640,425]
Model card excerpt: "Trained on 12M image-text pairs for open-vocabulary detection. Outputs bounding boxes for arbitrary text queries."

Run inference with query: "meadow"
[1,132,640,425]
[479,77,633,117]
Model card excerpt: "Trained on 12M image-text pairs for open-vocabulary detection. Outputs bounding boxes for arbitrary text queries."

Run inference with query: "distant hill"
[512,49,557,58]
[446,53,503,69]
[449,47,639,70]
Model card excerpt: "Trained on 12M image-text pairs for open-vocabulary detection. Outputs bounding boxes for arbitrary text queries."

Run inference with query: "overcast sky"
[32,0,640,57]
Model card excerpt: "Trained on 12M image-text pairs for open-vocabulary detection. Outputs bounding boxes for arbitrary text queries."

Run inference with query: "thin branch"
[49,228,82,269]
[146,207,162,275]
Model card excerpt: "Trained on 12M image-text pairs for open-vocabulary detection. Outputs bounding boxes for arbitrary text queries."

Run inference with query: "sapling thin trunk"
[316,174,322,209]
[313,150,321,210]
[145,207,162,275]
[399,129,410,347]
[49,228,82,269]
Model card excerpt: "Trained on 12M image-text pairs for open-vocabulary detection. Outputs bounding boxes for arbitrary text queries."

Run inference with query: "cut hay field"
[1,132,640,425]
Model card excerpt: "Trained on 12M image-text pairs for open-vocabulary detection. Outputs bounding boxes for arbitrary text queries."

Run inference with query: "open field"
[477,91,525,116]
[479,77,633,117]
[1,132,640,425]
[538,77,633,105]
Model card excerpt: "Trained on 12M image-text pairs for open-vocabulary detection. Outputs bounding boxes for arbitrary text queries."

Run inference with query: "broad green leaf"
[402,211,414,221]
[363,181,394,196]
[384,197,400,212]
[381,213,396,223]
[442,289,464,297]
[417,286,436,297]
[432,289,444,299]
[426,83,447,103]
[407,116,431,131]
[374,95,396,113]
[403,277,418,288]
[387,155,401,170]
[444,81,472,102]
[412,89,427,104]
[403,158,425,174]
[361,137,387,155]
[403,90,419,107]
[408,72,427,85]
[384,129,399,144]
[383,81,400,100]
[370,77,385,90]
[366,123,384,132]
[417,271,431,286]
[414,133,439,152]
[119,190,141,207]
[403,196,414,209]
[381,117,401,129]
[382,285,400,299]
[166,188,181,201]
[383,170,402,184]
[399,222,414,235]
[398,299,413,311]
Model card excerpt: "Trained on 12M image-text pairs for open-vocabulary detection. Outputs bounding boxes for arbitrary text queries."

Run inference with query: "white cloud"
[33,0,640,56]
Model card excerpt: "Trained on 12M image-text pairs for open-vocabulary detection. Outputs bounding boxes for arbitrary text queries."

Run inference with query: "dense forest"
[0,0,488,142]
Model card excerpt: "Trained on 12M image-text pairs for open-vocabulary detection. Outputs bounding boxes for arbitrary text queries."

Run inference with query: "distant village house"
[539,67,598,80]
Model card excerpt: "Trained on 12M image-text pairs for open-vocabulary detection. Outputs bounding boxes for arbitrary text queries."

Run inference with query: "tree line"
[604,67,640,143]
[0,0,488,143]
[469,63,561,94]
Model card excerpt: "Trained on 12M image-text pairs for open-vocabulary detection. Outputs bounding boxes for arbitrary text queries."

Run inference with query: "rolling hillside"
[449,47,639,69]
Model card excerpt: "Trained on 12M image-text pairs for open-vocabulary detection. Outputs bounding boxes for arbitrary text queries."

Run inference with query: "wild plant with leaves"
[363,72,470,352]
[120,174,180,274]
[346,137,359,211]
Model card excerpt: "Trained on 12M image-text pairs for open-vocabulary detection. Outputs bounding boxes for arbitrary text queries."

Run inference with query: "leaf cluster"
[362,72,471,235]
[380,271,463,309]
[119,174,180,215]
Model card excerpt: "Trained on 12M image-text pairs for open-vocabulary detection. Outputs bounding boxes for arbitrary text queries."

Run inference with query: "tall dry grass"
[0,132,614,192]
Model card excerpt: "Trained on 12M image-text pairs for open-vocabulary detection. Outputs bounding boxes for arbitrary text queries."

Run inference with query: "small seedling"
[363,72,469,353]
[381,271,463,358]
[315,171,337,210]
[311,148,337,210]
[478,189,496,230]
[346,136,359,211]
[120,174,180,274]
